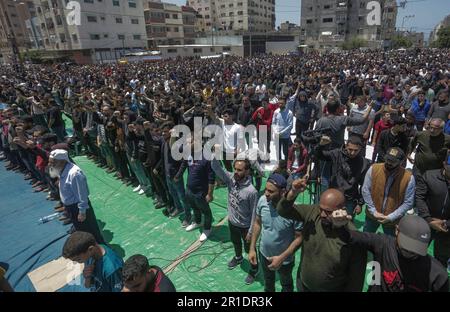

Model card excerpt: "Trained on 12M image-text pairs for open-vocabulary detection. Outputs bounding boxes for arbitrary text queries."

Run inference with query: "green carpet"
[64,113,441,292]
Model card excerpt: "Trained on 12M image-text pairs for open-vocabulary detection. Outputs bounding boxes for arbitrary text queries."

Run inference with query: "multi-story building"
[429,14,450,43]
[28,0,147,63]
[395,30,424,48]
[0,0,38,64]
[187,0,275,34]
[144,0,197,49]
[300,0,397,49]
[279,21,301,33]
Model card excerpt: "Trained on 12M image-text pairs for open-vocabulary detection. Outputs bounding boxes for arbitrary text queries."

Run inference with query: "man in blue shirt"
[62,231,123,292]
[177,136,215,241]
[48,149,104,243]
[272,98,294,161]
[249,173,303,292]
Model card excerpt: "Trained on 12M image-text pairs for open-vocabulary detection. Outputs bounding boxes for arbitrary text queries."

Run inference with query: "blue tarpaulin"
[0,162,87,292]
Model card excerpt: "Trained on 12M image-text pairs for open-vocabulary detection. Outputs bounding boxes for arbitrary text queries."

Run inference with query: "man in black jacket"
[415,154,450,267]
[317,135,370,216]
[331,212,449,292]
[376,116,409,163]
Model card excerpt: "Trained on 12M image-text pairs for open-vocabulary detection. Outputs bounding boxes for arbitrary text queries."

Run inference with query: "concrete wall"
[266,41,298,55]
[158,45,243,59]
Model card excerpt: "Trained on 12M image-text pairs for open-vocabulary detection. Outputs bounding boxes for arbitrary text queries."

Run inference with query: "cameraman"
[314,100,373,191]
[317,135,370,216]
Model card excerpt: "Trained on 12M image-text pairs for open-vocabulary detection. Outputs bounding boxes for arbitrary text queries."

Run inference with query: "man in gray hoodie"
[211,156,259,285]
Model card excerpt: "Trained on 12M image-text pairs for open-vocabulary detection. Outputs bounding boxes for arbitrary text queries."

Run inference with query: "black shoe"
[227,256,243,270]
[162,209,171,217]
[154,202,166,209]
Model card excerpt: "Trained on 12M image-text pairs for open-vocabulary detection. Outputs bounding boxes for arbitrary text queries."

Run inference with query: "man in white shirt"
[220,108,244,171]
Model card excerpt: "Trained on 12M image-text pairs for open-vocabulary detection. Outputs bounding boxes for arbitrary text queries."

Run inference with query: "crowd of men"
[1,48,449,292]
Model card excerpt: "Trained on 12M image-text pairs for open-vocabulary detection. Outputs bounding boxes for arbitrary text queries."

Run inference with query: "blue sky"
[170,0,449,39]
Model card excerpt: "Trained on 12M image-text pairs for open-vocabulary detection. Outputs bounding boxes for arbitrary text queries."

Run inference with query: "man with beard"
[276,181,367,292]
[211,155,259,285]
[330,212,448,292]
[415,152,450,267]
[376,116,409,163]
[248,173,303,292]
[291,91,317,138]
[427,90,450,122]
[362,147,415,236]
[48,149,104,243]
[317,135,369,216]
[408,118,450,175]
[122,254,176,292]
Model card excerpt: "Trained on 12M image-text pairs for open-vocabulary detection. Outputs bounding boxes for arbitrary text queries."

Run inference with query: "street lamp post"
[401,15,415,32]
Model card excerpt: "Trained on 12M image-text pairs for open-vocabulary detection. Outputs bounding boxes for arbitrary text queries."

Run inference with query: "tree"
[391,35,413,49]
[341,37,368,50]
[435,26,450,48]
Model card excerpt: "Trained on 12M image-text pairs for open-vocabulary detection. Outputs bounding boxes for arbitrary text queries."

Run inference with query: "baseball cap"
[384,147,405,166]
[267,173,287,189]
[397,215,431,256]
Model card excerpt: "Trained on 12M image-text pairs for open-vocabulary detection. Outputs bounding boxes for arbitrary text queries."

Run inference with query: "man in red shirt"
[252,97,276,162]
[372,112,392,162]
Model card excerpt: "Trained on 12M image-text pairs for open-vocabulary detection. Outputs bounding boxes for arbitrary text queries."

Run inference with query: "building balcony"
[146,18,165,24]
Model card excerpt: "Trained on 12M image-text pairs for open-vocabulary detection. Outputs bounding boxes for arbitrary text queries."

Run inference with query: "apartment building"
[300,0,397,49]
[0,0,38,64]
[28,0,147,63]
[144,0,197,48]
[188,0,275,34]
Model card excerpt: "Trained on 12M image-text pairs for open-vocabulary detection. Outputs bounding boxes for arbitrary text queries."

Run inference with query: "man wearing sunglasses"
[415,152,450,267]
[276,178,367,292]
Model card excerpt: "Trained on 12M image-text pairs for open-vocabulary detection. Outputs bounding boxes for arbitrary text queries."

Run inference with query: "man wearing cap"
[48,149,104,243]
[331,213,449,292]
[362,147,415,236]
[415,153,450,267]
[277,180,367,292]
[248,173,303,292]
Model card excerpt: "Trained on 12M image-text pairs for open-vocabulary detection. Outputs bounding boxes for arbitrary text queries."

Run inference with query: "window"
[223,46,231,52]
[72,34,78,42]
[90,34,100,40]
[56,15,63,25]
[87,16,97,22]
[168,48,177,53]
[60,33,66,42]
[174,27,179,32]
[229,3,233,7]
[112,0,119,6]
[84,0,94,3]
[100,16,105,21]
[118,34,125,40]
[116,17,122,23]
[128,1,136,8]
[172,14,178,19]
[306,19,313,24]
[131,19,139,24]
[205,15,210,19]
[322,18,333,23]
[238,11,243,15]
[165,13,170,18]
[193,48,202,53]
[133,34,141,40]
[104,34,109,38]
[324,4,331,9]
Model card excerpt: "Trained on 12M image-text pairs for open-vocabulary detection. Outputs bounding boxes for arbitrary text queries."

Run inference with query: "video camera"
[301,127,332,147]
